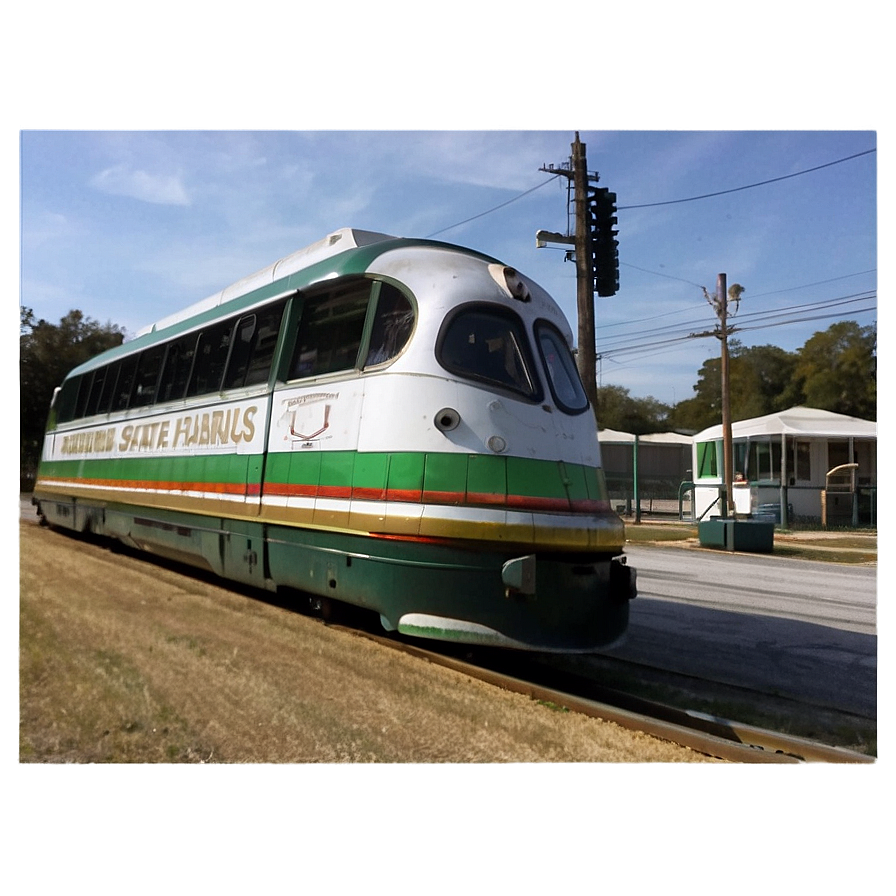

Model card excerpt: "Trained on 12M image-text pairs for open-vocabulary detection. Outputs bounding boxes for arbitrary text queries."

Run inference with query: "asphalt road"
[598,544,877,717]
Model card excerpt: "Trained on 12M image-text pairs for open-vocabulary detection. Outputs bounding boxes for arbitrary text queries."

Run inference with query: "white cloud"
[21,210,69,251]
[90,163,191,206]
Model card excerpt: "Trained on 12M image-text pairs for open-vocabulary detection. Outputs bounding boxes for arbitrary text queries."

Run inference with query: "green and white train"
[33,228,635,651]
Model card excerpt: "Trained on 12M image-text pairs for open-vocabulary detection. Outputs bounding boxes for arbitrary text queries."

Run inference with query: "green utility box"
[698,516,775,553]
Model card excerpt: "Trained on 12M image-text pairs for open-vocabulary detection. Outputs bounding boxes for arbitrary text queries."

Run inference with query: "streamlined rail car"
[33,228,635,650]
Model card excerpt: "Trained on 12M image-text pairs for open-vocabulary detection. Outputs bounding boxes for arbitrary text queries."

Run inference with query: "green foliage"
[669,341,797,432]
[790,321,876,420]
[595,384,670,434]
[666,322,875,432]
[20,307,125,487]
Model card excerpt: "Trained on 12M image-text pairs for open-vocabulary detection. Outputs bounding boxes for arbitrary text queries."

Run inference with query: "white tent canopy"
[599,429,693,445]
[693,406,876,442]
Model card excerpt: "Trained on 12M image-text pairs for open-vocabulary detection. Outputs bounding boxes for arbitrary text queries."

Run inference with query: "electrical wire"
[596,292,874,350]
[424,147,874,239]
[598,297,877,360]
[425,176,560,238]
[618,148,876,210]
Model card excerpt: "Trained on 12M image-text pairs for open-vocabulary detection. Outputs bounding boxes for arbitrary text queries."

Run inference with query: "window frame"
[284,278,416,384]
[696,440,719,479]
[435,302,544,403]
[533,319,590,415]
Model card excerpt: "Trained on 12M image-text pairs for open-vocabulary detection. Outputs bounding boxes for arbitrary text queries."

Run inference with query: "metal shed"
[599,429,693,517]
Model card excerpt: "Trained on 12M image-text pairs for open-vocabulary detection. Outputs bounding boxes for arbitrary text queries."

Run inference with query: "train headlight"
[434,408,461,432]
[488,264,531,302]
[487,435,507,453]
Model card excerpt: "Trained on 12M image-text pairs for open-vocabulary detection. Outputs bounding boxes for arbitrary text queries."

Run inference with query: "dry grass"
[626,522,876,563]
[19,522,711,763]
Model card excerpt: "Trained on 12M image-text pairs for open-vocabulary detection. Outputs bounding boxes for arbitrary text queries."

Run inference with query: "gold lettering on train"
[61,406,260,456]
[61,428,116,455]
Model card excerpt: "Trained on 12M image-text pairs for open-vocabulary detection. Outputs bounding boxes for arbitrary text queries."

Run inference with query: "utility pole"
[718,273,735,519]
[701,274,743,520]
[572,135,596,413]
[537,132,618,421]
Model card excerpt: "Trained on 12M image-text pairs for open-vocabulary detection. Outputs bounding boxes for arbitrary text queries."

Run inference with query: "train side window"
[289,283,370,380]
[112,355,139,411]
[55,375,83,423]
[187,319,234,397]
[130,344,166,408]
[72,371,93,419]
[224,301,285,389]
[158,332,198,403]
[83,366,110,417]
[535,322,589,414]
[96,361,120,415]
[437,306,541,401]
[363,283,414,367]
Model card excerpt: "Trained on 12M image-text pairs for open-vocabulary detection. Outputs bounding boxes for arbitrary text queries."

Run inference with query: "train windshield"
[438,306,542,401]
[535,322,589,414]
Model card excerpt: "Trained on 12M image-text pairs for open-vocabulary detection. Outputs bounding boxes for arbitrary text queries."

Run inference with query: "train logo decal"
[280,392,338,443]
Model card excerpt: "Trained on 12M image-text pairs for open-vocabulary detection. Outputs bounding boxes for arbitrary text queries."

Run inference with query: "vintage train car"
[32,228,635,651]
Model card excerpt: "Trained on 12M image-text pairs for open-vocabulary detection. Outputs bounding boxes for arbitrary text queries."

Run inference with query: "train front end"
[346,242,636,651]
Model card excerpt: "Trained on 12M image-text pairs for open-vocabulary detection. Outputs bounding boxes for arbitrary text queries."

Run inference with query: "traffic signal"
[587,185,619,297]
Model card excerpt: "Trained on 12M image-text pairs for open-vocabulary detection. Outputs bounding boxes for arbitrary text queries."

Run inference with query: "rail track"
[331,622,874,764]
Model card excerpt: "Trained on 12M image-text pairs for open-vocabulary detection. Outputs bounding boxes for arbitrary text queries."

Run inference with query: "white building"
[691,406,877,527]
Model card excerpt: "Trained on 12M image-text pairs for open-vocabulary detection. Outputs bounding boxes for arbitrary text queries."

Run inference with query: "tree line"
[20,308,125,489]
[596,320,876,434]
[19,307,875,488]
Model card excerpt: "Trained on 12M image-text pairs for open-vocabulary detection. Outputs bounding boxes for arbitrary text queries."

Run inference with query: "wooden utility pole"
[717,273,735,518]
[571,134,597,414]
[699,274,743,530]
[538,132,598,417]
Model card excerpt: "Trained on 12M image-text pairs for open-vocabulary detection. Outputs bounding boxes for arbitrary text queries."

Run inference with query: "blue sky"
[10,6,887,419]
[19,129,877,408]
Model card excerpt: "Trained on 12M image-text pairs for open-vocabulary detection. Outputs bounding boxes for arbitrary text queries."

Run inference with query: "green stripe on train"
[38,450,608,503]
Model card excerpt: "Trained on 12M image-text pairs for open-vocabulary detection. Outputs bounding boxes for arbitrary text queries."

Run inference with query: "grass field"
[19,521,709,764]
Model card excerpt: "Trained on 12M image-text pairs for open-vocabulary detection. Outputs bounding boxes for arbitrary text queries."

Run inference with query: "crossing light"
[587,186,619,297]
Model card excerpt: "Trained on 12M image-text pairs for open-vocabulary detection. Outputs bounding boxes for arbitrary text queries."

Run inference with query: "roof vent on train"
[488,264,531,302]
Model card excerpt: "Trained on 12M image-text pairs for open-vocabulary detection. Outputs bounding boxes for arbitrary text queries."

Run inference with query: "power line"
[426,176,560,238]
[618,148,876,210]
[620,260,705,289]
[745,269,877,300]
[596,270,878,332]
[596,306,877,364]
[423,146,875,261]
[597,292,874,348]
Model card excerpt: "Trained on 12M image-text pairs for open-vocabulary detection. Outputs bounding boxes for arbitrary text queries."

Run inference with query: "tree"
[668,321,875,432]
[669,341,797,432]
[788,321,876,420]
[596,384,671,434]
[20,308,126,488]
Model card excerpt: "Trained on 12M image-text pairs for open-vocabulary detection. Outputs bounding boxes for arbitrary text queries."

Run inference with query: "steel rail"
[336,626,874,764]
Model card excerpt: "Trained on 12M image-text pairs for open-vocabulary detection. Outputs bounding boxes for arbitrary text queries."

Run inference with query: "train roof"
[66,229,501,378]
[134,228,398,338]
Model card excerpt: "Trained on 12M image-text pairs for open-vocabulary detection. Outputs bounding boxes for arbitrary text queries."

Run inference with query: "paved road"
[598,544,877,717]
